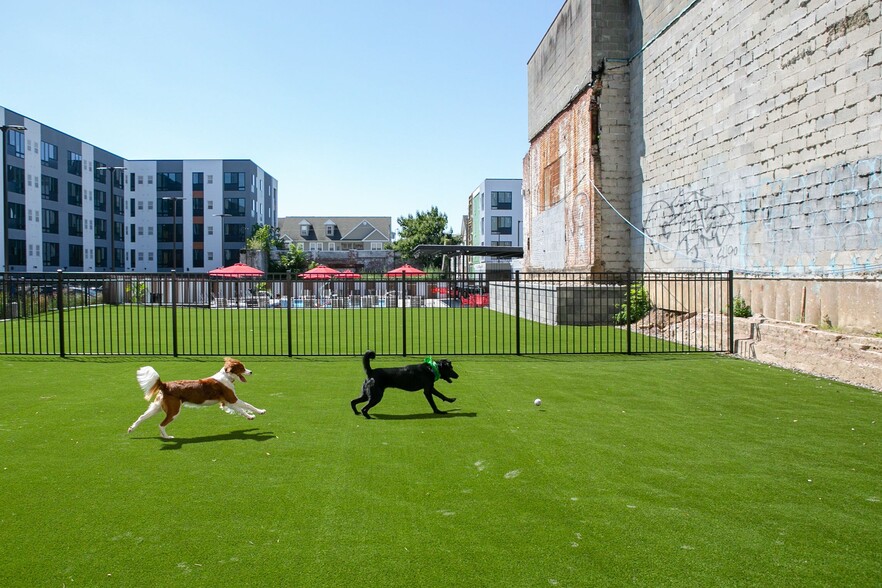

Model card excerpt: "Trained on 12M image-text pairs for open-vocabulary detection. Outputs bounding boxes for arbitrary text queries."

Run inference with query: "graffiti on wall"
[643,156,882,274]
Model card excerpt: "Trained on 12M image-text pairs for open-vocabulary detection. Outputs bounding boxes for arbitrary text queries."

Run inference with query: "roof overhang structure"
[412,245,523,259]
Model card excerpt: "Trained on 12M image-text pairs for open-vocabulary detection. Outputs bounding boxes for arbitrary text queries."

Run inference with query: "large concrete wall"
[634,0,882,275]
[527,0,594,140]
[524,0,632,272]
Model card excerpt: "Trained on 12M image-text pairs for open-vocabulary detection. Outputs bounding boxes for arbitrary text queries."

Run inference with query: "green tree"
[279,244,310,274]
[390,206,460,269]
[247,224,286,272]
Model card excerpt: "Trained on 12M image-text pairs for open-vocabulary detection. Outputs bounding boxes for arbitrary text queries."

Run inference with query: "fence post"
[400,272,407,357]
[286,270,293,357]
[515,270,521,356]
[728,270,735,354]
[626,271,632,355]
[57,269,65,358]
[171,270,178,357]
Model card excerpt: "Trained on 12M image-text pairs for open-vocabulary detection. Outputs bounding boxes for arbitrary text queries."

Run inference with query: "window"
[193,223,204,243]
[130,198,136,217]
[113,220,124,242]
[68,151,82,176]
[43,241,59,266]
[491,240,512,247]
[491,191,513,210]
[157,197,183,217]
[7,129,24,158]
[223,223,247,243]
[68,244,84,267]
[68,213,83,237]
[158,223,183,243]
[68,183,83,206]
[192,172,204,191]
[192,198,204,217]
[300,224,310,237]
[223,172,245,191]
[43,209,59,234]
[491,216,513,235]
[95,246,107,268]
[94,190,107,212]
[192,249,204,268]
[326,224,336,237]
[41,141,58,168]
[8,240,25,266]
[114,195,124,216]
[8,202,25,230]
[94,218,107,239]
[223,197,246,216]
[6,165,25,193]
[41,175,59,201]
[130,223,136,242]
[95,162,107,183]
[157,172,183,191]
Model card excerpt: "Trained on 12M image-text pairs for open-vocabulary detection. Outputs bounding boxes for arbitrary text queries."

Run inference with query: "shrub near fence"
[0,271,733,357]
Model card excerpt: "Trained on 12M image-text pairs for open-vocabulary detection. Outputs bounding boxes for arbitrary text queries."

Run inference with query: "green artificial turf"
[1,355,879,586]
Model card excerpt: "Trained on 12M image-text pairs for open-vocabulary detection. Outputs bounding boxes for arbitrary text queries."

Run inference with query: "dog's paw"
[255,409,266,415]
[127,426,133,433]
[246,414,255,420]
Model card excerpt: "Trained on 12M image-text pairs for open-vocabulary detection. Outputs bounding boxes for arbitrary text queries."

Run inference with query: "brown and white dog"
[127,357,265,439]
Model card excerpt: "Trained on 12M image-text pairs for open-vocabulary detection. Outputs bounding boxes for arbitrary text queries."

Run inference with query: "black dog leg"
[361,389,384,419]
[351,378,373,415]
[423,387,456,414]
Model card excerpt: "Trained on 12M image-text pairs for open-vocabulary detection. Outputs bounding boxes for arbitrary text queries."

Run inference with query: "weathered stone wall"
[524,0,632,273]
[527,0,593,140]
[735,276,882,335]
[523,91,600,271]
[634,0,882,275]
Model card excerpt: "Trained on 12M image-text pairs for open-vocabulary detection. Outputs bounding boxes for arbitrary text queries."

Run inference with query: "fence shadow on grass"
[370,410,478,421]
[156,427,275,450]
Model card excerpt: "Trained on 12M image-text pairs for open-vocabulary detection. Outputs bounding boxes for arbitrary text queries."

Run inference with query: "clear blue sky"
[3,0,562,233]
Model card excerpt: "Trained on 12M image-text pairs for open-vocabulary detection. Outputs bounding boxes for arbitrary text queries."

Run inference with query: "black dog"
[351,350,459,419]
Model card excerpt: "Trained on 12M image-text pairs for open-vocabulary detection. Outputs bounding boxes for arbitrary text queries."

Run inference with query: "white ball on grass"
[534,398,542,406]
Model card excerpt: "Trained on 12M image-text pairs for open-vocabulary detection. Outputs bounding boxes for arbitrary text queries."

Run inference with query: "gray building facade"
[2,106,277,273]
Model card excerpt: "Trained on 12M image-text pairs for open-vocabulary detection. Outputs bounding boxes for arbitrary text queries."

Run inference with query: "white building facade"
[466,178,523,272]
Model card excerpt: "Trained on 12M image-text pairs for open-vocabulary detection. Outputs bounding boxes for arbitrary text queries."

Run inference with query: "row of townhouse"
[2,106,277,273]
[277,216,394,272]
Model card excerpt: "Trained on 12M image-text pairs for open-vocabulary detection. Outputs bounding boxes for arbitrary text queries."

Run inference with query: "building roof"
[278,216,391,243]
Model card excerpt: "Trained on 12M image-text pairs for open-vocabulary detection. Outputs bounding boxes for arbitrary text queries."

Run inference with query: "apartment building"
[2,106,277,273]
[465,179,523,272]
[127,159,277,272]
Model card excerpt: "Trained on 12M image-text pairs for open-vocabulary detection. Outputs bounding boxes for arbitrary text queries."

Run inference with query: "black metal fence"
[0,270,734,357]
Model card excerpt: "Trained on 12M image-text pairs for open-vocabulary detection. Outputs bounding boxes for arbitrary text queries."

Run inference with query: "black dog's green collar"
[424,357,440,382]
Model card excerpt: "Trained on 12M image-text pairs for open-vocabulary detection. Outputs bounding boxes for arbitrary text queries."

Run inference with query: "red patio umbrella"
[336,270,362,279]
[385,263,426,277]
[208,262,265,277]
[299,264,340,279]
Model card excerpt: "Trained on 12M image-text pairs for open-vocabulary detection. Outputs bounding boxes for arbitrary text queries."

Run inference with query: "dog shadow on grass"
[371,410,478,421]
[155,428,275,450]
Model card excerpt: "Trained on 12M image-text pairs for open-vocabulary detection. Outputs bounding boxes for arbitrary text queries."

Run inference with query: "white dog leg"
[128,402,162,433]
[233,400,266,415]
[224,401,259,420]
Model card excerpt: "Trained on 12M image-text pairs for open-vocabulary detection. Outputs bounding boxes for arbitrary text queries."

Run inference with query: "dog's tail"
[362,350,377,378]
[136,366,163,402]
